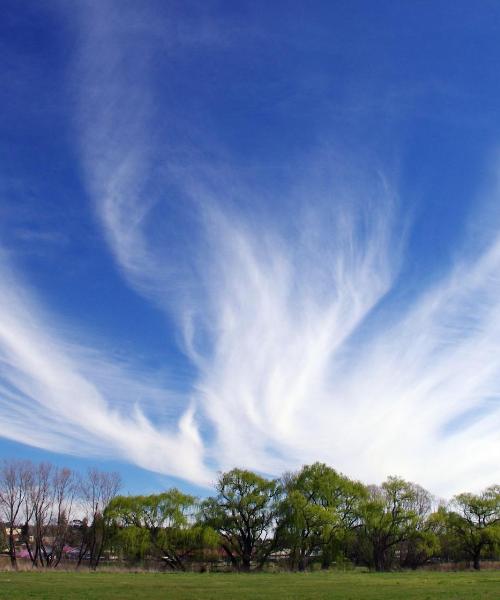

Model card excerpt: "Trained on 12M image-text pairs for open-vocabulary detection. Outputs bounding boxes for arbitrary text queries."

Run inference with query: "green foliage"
[113,525,151,561]
[359,477,432,571]
[106,489,217,569]
[11,457,488,574]
[446,485,500,569]
[103,471,499,573]
[276,462,366,570]
[400,524,441,569]
[200,468,279,571]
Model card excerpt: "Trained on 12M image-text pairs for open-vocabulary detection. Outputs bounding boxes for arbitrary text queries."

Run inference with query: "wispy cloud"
[0,253,209,484]
[87,148,500,495]
[67,2,500,496]
[2,2,498,497]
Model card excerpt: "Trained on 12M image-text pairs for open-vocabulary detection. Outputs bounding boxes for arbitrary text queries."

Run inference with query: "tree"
[106,489,217,570]
[399,512,442,569]
[447,485,500,570]
[77,468,121,569]
[23,462,54,567]
[359,477,432,571]
[276,463,366,570]
[18,462,76,568]
[200,469,279,571]
[391,483,441,569]
[46,467,75,567]
[0,460,31,569]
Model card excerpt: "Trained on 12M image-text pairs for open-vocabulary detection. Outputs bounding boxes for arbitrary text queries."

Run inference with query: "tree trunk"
[373,545,386,572]
[76,539,88,568]
[321,557,332,570]
[298,553,307,572]
[221,543,239,570]
[8,528,17,570]
[473,552,481,571]
[240,545,252,572]
[241,556,251,572]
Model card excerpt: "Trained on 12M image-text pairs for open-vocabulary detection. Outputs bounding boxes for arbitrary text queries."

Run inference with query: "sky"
[0,0,499,498]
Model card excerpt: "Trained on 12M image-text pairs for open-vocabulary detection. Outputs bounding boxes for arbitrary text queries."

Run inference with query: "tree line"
[1,459,498,572]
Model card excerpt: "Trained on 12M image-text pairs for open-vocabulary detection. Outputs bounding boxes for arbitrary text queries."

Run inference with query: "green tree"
[399,514,441,569]
[447,485,500,570]
[360,477,432,571]
[200,469,279,571]
[106,489,217,570]
[428,505,462,563]
[276,463,366,570]
[396,485,440,569]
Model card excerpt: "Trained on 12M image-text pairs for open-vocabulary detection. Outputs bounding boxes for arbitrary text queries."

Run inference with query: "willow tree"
[200,469,280,571]
[276,462,366,570]
[107,489,216,570]
[360,477,432,571]
[447,485,500,570]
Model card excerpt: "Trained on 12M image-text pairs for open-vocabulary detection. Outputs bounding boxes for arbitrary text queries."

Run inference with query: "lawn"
[0,570,498,600]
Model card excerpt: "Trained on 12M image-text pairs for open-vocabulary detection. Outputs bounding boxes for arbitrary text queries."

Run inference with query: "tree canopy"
[200,468,280,571]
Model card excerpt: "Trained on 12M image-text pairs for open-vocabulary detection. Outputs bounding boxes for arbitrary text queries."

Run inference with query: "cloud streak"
[0,254,209,484]
[69,2,499,496]
[1,2,498,497]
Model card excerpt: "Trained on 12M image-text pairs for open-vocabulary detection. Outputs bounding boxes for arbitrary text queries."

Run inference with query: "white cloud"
[0,255,210,485]
[4,1,497,498]
[85,126,500,496]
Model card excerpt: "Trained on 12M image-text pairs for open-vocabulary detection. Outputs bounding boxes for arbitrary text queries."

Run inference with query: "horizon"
[1,1,499,498]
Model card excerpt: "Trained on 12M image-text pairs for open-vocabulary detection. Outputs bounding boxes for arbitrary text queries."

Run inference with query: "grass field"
[0,570,498,599]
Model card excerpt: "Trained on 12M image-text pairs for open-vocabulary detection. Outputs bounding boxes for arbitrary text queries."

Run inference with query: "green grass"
[0,570,498,599]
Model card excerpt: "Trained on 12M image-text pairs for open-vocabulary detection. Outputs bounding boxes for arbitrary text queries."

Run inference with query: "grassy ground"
[0,570,499,600]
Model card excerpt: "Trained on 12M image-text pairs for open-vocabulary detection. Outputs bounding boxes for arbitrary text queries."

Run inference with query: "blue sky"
[1,0,499,497]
